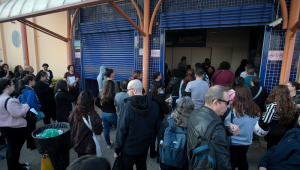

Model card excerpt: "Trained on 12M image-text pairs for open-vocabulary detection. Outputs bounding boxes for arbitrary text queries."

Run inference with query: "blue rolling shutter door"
[160,3,274,30]
[80,17,137,82]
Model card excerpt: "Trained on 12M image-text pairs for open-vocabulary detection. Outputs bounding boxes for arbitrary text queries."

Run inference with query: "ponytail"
[16,76,34,97]
[149,81,162,101]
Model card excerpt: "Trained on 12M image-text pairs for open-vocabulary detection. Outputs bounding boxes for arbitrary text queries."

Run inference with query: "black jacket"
[250,86,268,112]
[95,97,116,113]
[37,70,53,84]
[115,95,159,155]
[166,77,182,96]
[152,94,169,120]
[33,81,56,115]
[187,106,231,170]
[55,91,75,122]
[292,91,300,104]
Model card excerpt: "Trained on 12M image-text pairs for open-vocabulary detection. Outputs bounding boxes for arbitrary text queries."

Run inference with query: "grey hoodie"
[97,66,107,92]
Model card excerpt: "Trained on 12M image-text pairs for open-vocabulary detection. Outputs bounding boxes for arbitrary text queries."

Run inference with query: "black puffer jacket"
[115,95,159,155]
[187,106,231,170]
[166,77,183,96]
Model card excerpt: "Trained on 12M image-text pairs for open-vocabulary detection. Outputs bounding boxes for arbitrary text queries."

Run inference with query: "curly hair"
[73,90,95,122]
[171,96,194,127]
[183,69,195,84]
[267,85,296,124]
[233,85,261,118]
[100,80,115,103]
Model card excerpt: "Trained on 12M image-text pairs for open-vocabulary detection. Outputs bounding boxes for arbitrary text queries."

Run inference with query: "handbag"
[112,157,122,170]
[82,115,104,157]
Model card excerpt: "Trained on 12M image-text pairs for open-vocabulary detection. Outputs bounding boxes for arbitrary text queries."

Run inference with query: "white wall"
[165,27,250,73]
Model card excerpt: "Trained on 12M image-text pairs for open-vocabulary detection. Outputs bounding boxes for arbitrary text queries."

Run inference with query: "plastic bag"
[40,129,59,138]
[41,156,54,170]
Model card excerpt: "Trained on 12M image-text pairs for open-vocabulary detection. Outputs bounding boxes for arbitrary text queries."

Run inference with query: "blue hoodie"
[259,128,300,170]
[18,86,41,110]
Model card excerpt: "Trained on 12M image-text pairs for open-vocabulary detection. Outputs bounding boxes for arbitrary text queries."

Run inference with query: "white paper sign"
[139,49,143,55]
[151,50,160,57]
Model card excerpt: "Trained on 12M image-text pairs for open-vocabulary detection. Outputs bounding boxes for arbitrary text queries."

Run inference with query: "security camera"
[268,18,283,27]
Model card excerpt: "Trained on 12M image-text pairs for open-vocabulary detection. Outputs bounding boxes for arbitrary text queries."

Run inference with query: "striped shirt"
[262,102,296,123]
[262,103,278,123]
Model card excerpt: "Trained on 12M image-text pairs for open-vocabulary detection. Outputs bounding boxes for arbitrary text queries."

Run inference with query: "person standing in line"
[114,79,129,120]
[37,63,53,84]
[149,82,170,159]
[211,61,235,87]
[179,69,195,101]
[158,96,193,170]
[24,66,35,78]
[14,65,23,79]
[0,78,30,170]
[239,64,257,78]
[103,68,119,94]
[150,72,162,90]
[0,64,14,81]
[244,67,255,88]
[114,80,159,170]
[64,65,80,104]
[95,80,117,149]
[207,66,215,81]
[224,85,260,170]
[260,85,296,150]
[235,59,248,77]
[178,56,187,73]
[97,65,107,92]
[14,71,29,97]
[228,77,245,104]
[166,69,182,110]
[164,63,172,89]
[69,90,103,158]
[16,76,41,150]
[185,68,209,109]
[54,80,75,122]
[187,85,239,170]
[250,77,268,112]
[286,81,300,108]
[34,72,56,125]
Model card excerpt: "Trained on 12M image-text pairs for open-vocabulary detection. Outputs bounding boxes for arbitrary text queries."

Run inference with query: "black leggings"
[0,127,27,170]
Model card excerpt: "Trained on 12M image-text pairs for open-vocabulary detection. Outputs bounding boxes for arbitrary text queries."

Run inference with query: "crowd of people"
[0,57,300,170]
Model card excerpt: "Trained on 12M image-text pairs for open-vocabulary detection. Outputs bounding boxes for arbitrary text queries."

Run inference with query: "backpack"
[159,116,187,168]
[189,120,222,170]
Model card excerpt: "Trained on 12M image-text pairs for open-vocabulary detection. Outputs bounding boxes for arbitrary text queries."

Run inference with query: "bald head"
[25,66,34,74]
[127,79,143,96]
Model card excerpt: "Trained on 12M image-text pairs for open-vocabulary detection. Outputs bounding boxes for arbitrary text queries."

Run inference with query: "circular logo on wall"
[12,30,21,48]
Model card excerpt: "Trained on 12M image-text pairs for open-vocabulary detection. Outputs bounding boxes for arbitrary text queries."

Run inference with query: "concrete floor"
[0,107,267,170]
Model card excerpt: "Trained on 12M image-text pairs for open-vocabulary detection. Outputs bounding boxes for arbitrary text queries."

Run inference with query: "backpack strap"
[213,70,224,81]
[203,120,222,141]
[253,87,262,99]
[4,97,11,110]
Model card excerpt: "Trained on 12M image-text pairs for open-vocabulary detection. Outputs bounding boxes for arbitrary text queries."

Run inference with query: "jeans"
[101,112,117,145]
[230,145,250,170]
[0,127,27,170]
[171,96,179,110]
[121,152,148,170]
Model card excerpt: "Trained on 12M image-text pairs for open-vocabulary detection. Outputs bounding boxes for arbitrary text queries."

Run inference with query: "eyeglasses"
[217,99,230,105]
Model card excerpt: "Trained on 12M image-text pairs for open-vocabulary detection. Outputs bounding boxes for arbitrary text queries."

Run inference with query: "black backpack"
[189,120,222,170]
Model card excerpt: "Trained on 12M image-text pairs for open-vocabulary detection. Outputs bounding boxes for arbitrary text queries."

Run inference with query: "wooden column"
[66,10,72,65]
[20,22,30,66]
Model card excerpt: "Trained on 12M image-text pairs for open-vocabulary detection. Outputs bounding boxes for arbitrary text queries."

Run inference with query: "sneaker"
[107,141,114,149]
[0,144,8,152]
[21,162,30,167]
[21,166,30,170]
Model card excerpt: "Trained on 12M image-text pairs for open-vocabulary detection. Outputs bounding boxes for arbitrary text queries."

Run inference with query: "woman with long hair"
[129,70,142,81]
[64,65,80,104]
[224,85,260,170]
[228,77,245,104]
[17,76,41,150]
[14,65,23,79]
[158,96,194,170]
[69,90,103,158]
[95,80,117,149]
[102,68,119,93]
[0,78,30,170]
[150,72,162,89]
[149,82,169,159]
[261,85,296,150]
[0,64,15,81]
[54,80,75,122]
[180,69,195,98]
[34,71,56,124]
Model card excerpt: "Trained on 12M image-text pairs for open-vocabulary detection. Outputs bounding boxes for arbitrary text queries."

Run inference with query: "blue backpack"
[159,116,187,168]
